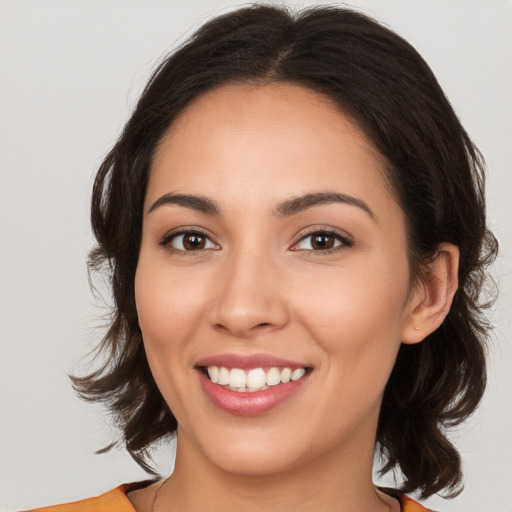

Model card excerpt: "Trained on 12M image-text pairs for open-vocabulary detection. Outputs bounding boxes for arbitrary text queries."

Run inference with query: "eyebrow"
[273,191,376,220]
[148,193,221,215]
[148,191,376,221]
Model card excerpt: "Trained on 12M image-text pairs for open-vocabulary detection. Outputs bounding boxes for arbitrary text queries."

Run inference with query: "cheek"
[135,258,204,348]
[134,258,210,400]
[134,259,206,422]
[293,255,410,378]
[293,265,409,439]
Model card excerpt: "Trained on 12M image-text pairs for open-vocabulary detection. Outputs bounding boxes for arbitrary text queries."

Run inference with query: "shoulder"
[400,493,437,512]
[26,484,438,512]
[23,482,153,512]
[381,488,439,512]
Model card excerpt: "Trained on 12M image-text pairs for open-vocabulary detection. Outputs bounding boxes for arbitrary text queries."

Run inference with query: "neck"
[154,432,395,512]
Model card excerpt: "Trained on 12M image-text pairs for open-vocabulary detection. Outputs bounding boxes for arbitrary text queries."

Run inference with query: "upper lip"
[195,353,311,370]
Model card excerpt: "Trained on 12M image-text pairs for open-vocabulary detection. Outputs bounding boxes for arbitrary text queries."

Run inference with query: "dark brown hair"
[73,4,497,499]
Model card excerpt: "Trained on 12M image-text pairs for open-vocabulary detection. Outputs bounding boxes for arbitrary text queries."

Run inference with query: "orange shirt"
[27,483,433,511]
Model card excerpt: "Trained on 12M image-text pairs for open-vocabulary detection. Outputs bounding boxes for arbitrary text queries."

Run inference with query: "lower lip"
[197,369,310,416]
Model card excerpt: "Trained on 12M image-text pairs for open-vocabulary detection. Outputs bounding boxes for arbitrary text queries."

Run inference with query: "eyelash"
[158,227,353,256]
[291,227,353,255]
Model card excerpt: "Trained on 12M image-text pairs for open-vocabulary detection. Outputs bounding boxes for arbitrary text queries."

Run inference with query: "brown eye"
[182,234,206,250]
[293,230,352,252]
[311,234,336,250]
[161,231,219,252]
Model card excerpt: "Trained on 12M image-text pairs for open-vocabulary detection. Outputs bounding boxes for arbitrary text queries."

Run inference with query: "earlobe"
[402,243,459,344]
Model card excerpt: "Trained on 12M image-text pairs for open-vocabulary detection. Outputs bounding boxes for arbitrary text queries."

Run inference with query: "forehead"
[148,83,394,217]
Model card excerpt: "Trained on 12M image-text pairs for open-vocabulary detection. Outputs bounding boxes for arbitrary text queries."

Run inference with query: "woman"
[28,4,496,511]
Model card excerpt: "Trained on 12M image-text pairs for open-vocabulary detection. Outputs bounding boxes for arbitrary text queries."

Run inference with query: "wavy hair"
[72,4,497,499]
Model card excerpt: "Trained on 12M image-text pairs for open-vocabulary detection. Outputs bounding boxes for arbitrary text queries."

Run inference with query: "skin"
[129,83,459,512]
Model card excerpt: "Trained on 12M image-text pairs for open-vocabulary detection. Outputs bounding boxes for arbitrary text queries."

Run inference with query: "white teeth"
[217,367,230,385]
[247,368,266,388]
[227,385,270,392]
[266,367,281,386]
[280,367,292,383]
[207,366,219,384]
[229,368,247,388]
[291,368,306,381]
[205,365,308,390]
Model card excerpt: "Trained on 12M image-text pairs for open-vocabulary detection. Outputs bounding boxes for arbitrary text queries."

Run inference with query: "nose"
[208,248,289,339]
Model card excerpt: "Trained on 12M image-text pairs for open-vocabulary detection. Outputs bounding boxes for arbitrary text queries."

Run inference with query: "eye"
[291,230,352,253]
[160,230,219,253]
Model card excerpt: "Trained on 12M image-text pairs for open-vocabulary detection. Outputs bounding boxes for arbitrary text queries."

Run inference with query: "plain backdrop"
[0,1,511,510]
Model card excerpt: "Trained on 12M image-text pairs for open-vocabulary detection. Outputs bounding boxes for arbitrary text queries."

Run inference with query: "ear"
[401,242,459,344]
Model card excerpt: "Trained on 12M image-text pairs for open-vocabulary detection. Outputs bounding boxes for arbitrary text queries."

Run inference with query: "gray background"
[1,1,510,510]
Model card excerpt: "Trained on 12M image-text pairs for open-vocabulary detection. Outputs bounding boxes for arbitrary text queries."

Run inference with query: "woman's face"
[135,83,419,476]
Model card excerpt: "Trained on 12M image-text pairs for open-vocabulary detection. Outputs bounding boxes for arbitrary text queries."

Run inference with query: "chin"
[181,420,313,477]
[208,441,309,477]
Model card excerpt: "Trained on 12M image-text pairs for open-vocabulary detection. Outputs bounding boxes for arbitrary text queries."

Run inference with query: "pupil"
[313,234,333,250]
[184,234,204,250]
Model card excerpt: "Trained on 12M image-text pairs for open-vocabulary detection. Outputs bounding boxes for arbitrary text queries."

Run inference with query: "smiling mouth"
[199,365,313,392]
